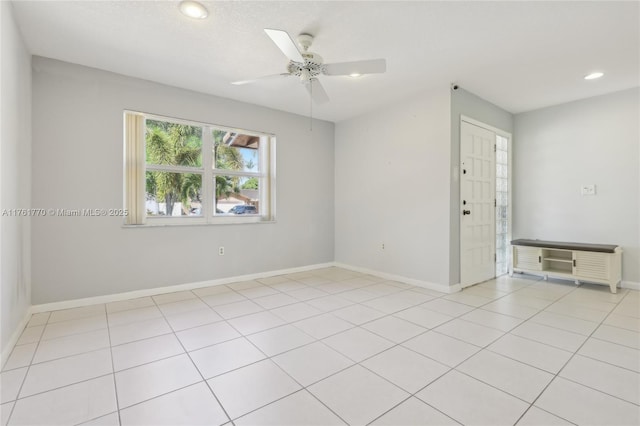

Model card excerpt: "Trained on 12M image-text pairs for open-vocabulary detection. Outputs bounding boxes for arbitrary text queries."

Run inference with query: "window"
[495,134,509,276]
[124,112,275,225]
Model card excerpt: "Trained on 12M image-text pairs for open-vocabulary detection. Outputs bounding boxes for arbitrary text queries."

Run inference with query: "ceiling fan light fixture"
[300,68,311,82]
[179,1,209,19]
[584,71,604,80]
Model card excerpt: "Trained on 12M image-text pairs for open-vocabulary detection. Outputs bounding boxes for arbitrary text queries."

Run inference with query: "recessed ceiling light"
[349,73,362,78]
[584,72,604,80]
[179,1,208,19]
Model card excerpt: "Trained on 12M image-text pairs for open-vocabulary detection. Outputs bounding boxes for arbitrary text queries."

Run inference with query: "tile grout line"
[70,278,316,424]
[457,278,638,368]
[408,277,633,424]
[502,280,593,424]
[512,282,637,424]
[190,275,353,425]
[199,281,352,425]
[254,276,420,425]
[5,271,637,426]
[355,346,461,426]
[6,373,115,404]
[104,303,123,426]
[4,310,50,426]
[5,273,504,424]
[364,393,462,426]
[151,291,236,426]
[5,273,495,369]
[281,276,525,424]
[574,342,640,373]
[428,277,579,425]
[10,330,112,369]
[549,286,640,406]
[208,271,414,423]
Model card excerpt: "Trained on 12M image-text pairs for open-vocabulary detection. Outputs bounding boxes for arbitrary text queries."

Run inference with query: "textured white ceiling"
[10,0,640,122]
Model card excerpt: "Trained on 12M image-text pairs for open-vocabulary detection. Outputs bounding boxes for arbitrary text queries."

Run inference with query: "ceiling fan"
[232,29,386,104]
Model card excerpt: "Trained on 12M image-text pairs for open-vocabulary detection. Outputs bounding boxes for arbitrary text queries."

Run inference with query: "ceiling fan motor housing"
[287,51,324,81]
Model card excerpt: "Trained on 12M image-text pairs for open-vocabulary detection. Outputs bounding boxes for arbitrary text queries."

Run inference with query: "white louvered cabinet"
[573,250,612,281]
[513,246,542,271]
[511,239,622,293]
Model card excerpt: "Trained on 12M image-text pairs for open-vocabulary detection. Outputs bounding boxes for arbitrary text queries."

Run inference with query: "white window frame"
[124,111,276,226]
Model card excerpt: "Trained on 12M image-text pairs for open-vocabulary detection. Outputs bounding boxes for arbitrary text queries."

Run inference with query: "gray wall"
[514,88,639,284]
[1,2,32,357]
[335,88,452,288]
[31,57,335,304]
[450,88,514,284]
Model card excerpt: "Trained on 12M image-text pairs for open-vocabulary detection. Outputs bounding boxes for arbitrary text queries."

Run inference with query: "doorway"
[460,118,511,288]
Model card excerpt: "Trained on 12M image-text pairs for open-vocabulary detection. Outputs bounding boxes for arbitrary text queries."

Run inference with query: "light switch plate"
[581,184,596,195]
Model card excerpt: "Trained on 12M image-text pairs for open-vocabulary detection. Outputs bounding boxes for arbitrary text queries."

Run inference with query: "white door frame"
[459,115,513,287]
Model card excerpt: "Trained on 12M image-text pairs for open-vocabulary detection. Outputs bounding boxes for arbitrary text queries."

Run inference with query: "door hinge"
[494,198,497,207]
[494,144,497,152]
[494,253,497,263]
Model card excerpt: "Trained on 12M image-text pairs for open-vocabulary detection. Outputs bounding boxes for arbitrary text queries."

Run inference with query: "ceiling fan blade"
[264,29,304,63]
[305,79,329,104]
[231,73,290,85]
[323,59,386,76]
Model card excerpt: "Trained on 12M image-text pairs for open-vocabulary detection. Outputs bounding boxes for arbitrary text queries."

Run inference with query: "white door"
[460,121,496,287]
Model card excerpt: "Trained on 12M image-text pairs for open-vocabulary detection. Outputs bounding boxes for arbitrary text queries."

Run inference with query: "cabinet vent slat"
[576,271,608,279]
[574,252,608,280]
[514,246,542,271]
[578,259,606,264]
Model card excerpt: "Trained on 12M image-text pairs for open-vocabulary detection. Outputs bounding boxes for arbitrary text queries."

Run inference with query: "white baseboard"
[334,262,458,294]
[5,260,450,369]
[1,307,33,370]
[26,262,640,317]
[12,261,636,368]
[30,262,335,314]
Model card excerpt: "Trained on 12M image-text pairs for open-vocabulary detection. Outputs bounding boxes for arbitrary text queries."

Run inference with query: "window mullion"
[212,169,263,178]
[146,164,203,174]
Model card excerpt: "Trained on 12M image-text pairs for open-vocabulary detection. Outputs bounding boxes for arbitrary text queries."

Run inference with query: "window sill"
[123,219,276,228]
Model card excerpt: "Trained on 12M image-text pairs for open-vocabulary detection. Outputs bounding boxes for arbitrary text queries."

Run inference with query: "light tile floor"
[1,268,639,425]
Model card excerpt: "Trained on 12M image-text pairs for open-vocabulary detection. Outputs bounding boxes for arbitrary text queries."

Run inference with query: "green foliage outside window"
[145,122,253,215]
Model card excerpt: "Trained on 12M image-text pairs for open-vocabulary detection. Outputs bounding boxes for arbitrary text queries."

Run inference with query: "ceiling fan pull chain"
[309,81,313,131]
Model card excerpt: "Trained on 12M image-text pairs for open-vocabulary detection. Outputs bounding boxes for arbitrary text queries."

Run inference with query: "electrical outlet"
[218,246,225,256]
[381,243,385,250]
[581,184,596,196]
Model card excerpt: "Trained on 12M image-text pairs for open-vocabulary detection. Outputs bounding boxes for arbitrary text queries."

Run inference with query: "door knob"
[462,210,471,215]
